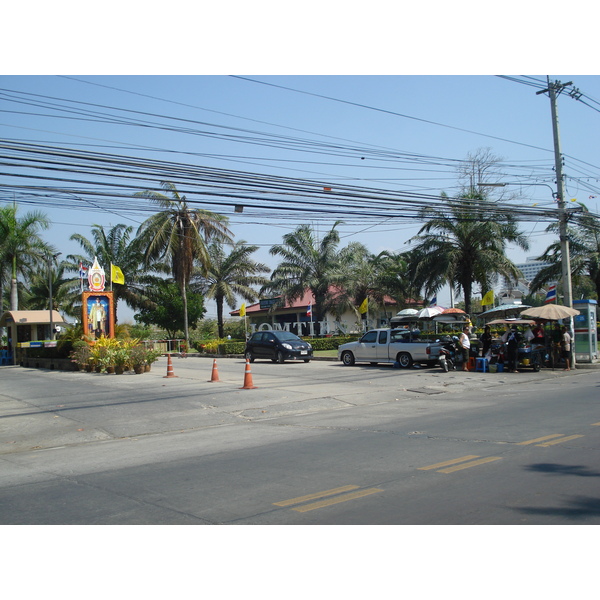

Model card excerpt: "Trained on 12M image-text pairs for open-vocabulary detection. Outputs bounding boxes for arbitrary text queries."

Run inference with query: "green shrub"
[219,341,246,354]
[302,336,358,350]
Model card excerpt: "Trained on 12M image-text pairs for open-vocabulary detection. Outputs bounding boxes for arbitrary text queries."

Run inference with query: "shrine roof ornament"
[87,257,106,292]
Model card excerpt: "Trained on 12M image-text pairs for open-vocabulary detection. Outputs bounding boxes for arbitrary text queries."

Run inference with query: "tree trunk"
[113,291,118,327]
[181,282,189,347]
[0,279,4,341]
[216,295,225,339]
[11,255,18,311]
[10,278,18,311]
[462,279,473,316]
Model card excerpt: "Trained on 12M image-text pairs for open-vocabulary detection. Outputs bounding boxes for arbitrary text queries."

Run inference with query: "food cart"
[486,318,545,371]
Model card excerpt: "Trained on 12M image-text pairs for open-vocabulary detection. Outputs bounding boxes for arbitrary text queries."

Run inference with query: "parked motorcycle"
[436,336,459,372]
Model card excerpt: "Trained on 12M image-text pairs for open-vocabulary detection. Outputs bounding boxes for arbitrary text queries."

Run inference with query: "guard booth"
[0,310,66,366]
[573,299,598,363]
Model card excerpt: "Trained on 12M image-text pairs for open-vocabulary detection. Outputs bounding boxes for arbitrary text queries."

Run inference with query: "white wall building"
[515,258,552,283]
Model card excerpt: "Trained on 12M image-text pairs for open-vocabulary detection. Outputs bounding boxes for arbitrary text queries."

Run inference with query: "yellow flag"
[111,264,125,285]
[358,298,368,314]
[481,290,494,306]
[239,303,246,317]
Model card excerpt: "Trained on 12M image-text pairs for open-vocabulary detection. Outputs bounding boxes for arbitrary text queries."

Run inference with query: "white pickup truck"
[337,328,437,368]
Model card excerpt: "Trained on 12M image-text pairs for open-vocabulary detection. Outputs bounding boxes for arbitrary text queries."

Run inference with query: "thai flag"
[429,296,437,306]
[544,285,556,303]
[307,304,312,317]
[79,262,88,292]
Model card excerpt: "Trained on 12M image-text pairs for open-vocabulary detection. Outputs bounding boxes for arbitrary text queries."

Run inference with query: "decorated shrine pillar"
[82,257,115,339]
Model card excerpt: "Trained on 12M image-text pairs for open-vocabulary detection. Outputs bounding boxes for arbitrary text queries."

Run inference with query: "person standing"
[480,325,492,359]
[551,323,562,368]
[561,326,572,371]
[459,326,471,371]
[532,322,545,346]
[502,325,521,372]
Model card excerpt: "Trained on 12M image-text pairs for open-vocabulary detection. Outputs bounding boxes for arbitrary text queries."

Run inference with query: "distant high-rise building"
[515,258,552,283]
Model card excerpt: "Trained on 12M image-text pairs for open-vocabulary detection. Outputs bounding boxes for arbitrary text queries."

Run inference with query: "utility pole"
[536,78,574,309]
[537,77,576,368]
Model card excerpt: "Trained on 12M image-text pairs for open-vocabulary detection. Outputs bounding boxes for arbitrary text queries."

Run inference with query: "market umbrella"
[434,307,469,323]
[417,306,445,318]
[478,303,531,318]
[487,318,535,326]
[520,304,580,320]
[396,308,419,316]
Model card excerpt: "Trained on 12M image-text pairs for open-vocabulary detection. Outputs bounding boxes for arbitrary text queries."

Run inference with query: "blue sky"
[2,6,599,319]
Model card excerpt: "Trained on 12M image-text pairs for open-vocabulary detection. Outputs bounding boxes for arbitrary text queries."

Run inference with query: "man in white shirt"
[459,326,470,371]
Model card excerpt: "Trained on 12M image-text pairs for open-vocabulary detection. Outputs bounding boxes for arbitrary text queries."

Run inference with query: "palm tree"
[0,204,54,311]
[530,209,600,300]
[408,193,529,315]
[68,223,148,325]
[135,181,233,345]
[376,250,417,306]
[329,245,415,323]
[20,259,81,320]
[329,243,386,318]
[263,222,342,323]
[195,241,271,338]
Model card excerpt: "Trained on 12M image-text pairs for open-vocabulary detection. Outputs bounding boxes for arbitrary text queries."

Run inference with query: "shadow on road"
[516,495,600,520]
[525,462,600,477]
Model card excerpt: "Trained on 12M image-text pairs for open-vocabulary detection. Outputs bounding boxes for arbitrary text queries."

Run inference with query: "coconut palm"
[408,193,529,315]
[530,209,600,299]
[135,181,233,345]
[68,223,148,325]
[194,241,271,338]
[377,249,418,307]
[263,222,343,323]
[20,259,81,319]
[328,243,383,317]
[0,204,55,311]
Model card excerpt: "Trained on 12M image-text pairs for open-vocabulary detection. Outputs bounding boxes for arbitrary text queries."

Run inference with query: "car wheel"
[303,359,310,363]
[276,351,285,364]
[245,351,255,363]
[341,351,355,366]
[397,352,413,368]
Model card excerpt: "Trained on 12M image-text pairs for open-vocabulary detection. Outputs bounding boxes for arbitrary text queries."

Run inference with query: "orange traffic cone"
[164,353,178,378]
[208,358,220,382]
[240,358,257,389]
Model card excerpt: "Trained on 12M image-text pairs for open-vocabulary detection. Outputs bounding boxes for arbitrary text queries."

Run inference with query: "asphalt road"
[1,357,599,525]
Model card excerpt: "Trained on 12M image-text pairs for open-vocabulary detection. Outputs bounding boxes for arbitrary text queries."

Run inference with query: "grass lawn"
[314,349,338,358]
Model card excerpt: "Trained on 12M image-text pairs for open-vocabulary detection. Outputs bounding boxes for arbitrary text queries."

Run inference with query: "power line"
[1,139,588,227]
[230,75,555,154]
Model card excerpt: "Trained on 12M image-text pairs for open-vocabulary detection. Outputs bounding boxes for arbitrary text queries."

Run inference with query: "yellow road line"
[292,488,384,512]
[437,456,503,474]
[418,455,480,471]
[536,434,584,447]
[592,422,600,427]
[273,485,359,507]
[517,434,565,445]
